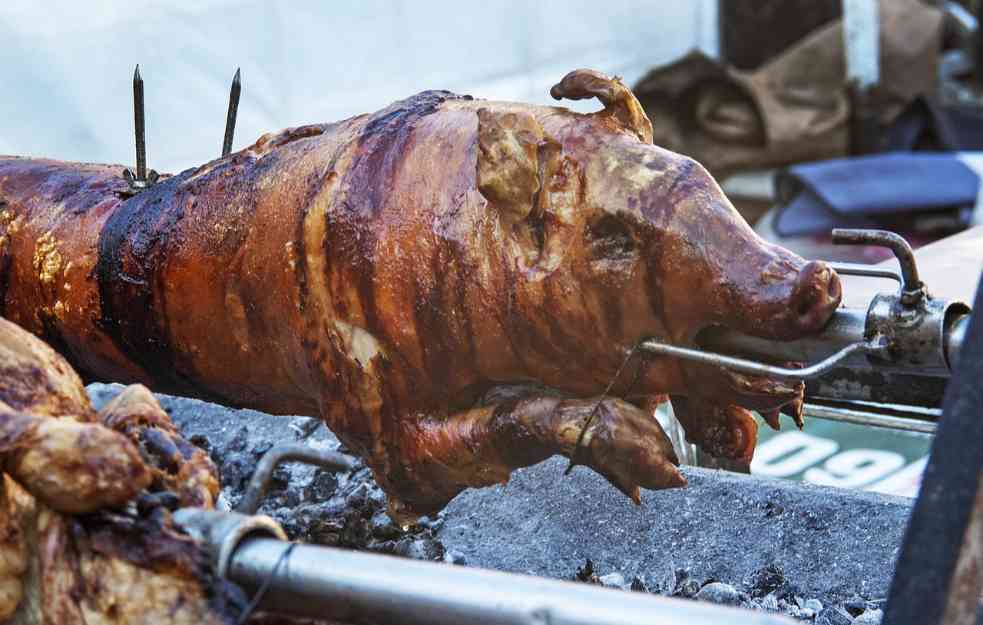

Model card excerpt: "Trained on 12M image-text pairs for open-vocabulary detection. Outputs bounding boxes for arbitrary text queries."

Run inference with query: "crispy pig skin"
[0,69,840,521]
[0,318,236,624]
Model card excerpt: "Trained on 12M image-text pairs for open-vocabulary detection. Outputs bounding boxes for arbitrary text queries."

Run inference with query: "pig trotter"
[385,396,685,523]
[550,68,654,143]
[670,395,759,464]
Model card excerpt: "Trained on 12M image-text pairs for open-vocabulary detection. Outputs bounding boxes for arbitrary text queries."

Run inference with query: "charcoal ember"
[303,469,339,500]
[695,582,741,606]
[251,439,274,457]
[443,549,467,566]
[218,453,253,492]
[188,434,211,453]
[226,426,250,453]
[817,606,855,625]
[852,609,883,625]
[629,577,648,592]
[598,572,627,589]
[646,560,675,596]
[573,559,601,584]
[759,593,779,612]
[843,594,875,616]
[745,563,797,600]
[675,574,701,598]
[394,537,445,561]
[370,511,401,540]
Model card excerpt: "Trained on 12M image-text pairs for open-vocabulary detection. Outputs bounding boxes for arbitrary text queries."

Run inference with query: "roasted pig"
[0,69,841,522]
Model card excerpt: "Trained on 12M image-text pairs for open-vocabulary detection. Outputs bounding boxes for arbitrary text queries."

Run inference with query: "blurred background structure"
[0,1,717,172]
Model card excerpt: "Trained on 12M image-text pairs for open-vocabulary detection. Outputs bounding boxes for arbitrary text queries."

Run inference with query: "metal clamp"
[173,507,287,578]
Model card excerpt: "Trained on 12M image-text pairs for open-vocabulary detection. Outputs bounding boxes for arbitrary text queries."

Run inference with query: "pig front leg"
[381,396,686,523]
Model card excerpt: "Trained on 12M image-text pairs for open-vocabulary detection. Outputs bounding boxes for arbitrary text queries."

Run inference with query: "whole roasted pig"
[0,69,841,521]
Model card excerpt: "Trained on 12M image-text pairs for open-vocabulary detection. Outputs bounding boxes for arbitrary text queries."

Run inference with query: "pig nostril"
[791,261,840,331]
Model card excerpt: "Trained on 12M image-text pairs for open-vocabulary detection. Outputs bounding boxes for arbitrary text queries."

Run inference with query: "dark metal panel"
[884,275,983,625]
[719,0,841,70]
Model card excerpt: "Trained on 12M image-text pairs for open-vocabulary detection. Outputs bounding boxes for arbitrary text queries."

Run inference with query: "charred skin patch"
[95,173,219,400]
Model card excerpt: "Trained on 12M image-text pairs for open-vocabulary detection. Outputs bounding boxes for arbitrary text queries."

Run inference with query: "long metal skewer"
[133,65,147,181]
[638,338,885,381]
[222,68,241,157]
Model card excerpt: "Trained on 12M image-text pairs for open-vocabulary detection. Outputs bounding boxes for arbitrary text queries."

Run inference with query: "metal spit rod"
[639,335,885,381]
[803,402,938,434]
[227,536,797,625]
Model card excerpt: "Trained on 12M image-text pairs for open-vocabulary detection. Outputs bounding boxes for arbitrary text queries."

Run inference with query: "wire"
[236,542,297,624]
[563,344,640,476]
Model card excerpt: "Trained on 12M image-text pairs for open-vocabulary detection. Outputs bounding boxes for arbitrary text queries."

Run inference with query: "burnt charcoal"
[188,433,211,453]
[649,560,676,596]
[443,549,467,566]
[251,439,274,457]
[598,572,627,589]
[227,426,250,453]
[852,608,883,624]
[843,594,871,616]
[370,511,401,540]
[745,563,798,600]
[394,537,445,561]
[629,577,648,593]
[817,607,853,625]
[760,593,780,612]
[304,469,339,500]
[676,576,701,598]
[219,454,252,492]
[695,582,741,606]
[573,559,600,584]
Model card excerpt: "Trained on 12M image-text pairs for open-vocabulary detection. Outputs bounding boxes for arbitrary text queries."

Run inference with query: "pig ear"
[550,69,654,144]
[476,108,546,225]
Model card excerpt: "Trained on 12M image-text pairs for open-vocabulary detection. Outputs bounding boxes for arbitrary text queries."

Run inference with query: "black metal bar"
[133,65,147,181]
[883,274,983,625]
[222,68,241,157]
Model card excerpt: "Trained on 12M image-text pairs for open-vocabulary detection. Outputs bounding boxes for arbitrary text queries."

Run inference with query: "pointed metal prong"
[222,67,241,157]
[133,65,147,182]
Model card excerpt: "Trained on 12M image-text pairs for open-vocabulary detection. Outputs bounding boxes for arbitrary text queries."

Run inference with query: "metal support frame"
[883,277,983,625]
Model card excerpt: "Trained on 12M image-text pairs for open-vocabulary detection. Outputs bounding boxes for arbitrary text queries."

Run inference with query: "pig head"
[447,69,841,468]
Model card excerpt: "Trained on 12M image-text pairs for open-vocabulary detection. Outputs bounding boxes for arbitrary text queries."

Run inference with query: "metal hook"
[832,228,926,305]
[236,443,356,515]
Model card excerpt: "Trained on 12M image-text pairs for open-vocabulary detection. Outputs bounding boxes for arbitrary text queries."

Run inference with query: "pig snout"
[788,260,841,334]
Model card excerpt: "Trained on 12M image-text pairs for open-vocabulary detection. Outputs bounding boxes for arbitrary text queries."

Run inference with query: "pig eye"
[587,215,636,262]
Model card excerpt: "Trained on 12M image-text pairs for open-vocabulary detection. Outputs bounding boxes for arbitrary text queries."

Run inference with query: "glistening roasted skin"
[0,69,841,522]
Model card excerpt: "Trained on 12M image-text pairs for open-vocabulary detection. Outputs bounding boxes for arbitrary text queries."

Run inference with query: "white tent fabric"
[0,1,716,173]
